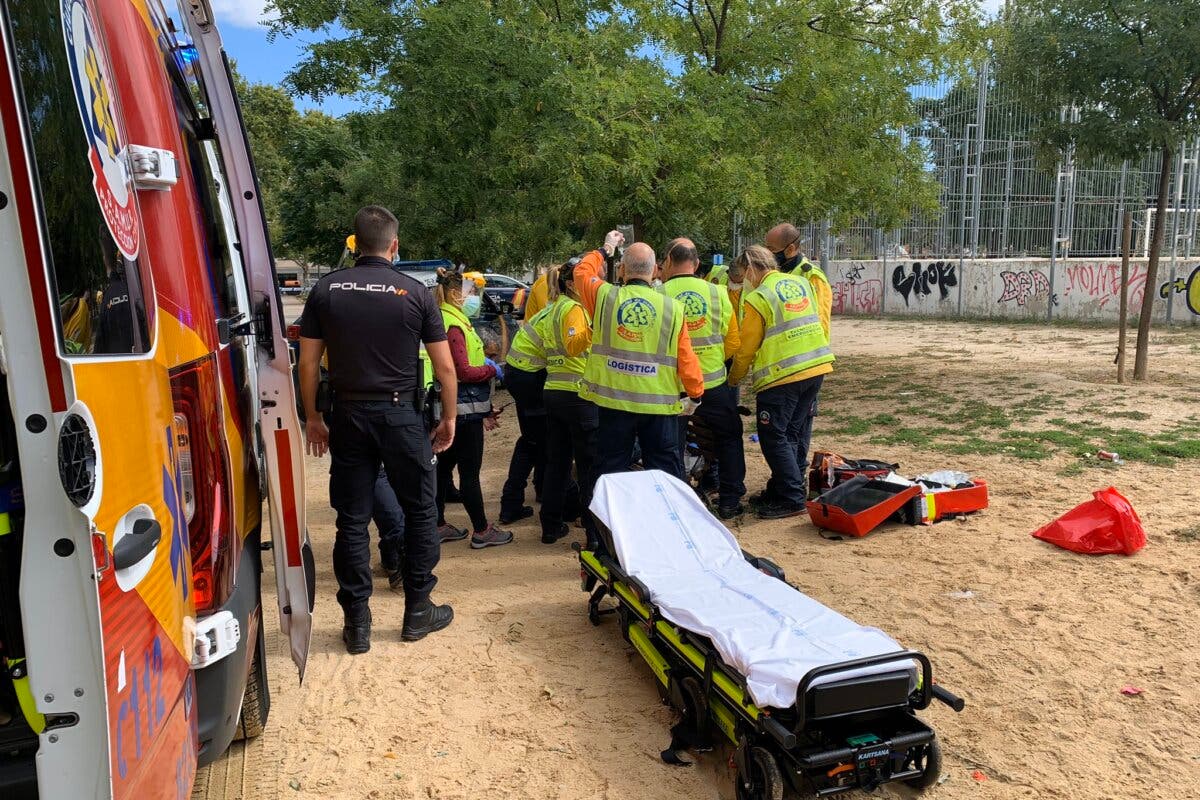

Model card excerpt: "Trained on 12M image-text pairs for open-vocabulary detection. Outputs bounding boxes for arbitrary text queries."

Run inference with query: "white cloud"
[208,0,278,29]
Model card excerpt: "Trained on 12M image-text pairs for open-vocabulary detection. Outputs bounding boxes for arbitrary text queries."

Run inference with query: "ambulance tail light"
[170,356,236,615]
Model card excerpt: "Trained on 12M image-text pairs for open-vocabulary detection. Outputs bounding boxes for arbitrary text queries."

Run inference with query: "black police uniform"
[300,256,446,618]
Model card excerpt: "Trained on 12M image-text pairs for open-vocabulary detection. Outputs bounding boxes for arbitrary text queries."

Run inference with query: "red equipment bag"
[808,452,900,495]
[807,476,922,537]
[1031,487,1146,556]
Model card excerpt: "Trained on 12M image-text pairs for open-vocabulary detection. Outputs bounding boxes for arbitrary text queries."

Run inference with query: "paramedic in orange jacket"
[572,232,705,481]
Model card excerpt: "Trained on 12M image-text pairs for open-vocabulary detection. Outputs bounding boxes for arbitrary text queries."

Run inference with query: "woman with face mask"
[434,268,514,549]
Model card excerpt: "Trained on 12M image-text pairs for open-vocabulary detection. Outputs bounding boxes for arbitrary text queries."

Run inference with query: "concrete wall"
[826,258,1200,324]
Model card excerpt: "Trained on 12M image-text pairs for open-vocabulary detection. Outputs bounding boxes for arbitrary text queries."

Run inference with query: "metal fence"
[785,62,1200,266]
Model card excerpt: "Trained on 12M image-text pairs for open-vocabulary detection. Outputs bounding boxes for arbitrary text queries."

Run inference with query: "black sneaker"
[748,489,776,508]
[387,568,404,593]
[342,608,372,655]
[541,523,569,544]
[401,599,454,641]
[498,505,534,525]
[716,503,745,520]
[756,500,805,520]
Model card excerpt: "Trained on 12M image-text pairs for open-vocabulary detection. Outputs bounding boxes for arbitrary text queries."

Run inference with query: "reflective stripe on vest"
[662,275,728,390]
[507,308,549,373]
[581,283,683,414]
[744,271,834,392]
[540,296,590,392]
[441,302,495,416]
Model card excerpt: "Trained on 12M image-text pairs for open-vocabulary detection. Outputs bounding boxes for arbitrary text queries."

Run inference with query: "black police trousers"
[373,466,406,572]
[499,367,547,518]
[329,401,439,615]
[680,383,746,509]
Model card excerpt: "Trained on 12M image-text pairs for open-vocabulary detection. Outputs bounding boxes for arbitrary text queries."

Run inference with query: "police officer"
[727,244,834,520]
[300,206,457,654]
[573,231,706,481]
[661,238,745,518]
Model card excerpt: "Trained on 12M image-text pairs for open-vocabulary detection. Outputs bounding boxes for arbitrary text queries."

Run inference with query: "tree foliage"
[263,0,980,267]
[1002,0,1200,378]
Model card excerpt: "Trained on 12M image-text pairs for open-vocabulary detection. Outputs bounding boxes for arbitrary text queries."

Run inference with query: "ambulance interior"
[0,368,38,794]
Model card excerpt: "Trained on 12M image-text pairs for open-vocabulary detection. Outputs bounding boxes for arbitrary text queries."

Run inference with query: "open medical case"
[578,471,964,799]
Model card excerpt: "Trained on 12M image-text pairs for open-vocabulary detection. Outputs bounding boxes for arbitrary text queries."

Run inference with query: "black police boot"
[401,598,454,642]
[342,607,372,655]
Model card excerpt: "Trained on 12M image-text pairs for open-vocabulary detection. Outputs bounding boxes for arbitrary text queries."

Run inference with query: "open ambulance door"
[181,2,314,678]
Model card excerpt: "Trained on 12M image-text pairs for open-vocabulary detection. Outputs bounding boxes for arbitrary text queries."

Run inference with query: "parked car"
[278,272,303,295]
[481,273,529,313]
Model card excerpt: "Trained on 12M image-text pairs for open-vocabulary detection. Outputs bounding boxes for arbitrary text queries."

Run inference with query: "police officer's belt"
[336,390,416,407]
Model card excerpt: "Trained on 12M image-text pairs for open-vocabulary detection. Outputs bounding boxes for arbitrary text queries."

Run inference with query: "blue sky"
[211,1,357,116]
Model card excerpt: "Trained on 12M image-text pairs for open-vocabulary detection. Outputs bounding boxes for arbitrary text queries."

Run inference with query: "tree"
[1003,0,1200,379]
[267,0,979,265]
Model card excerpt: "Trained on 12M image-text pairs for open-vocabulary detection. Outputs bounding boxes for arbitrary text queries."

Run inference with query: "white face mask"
[728,281,743,291]
[651,279,663,288]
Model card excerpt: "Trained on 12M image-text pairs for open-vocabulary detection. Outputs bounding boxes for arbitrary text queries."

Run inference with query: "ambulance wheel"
[234,618,270,740]
[903,737,943,791]
[735,746,783,800]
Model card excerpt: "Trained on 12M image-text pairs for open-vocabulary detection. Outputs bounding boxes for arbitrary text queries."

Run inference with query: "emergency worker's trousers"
[680,383,746,508]
[755,375,824,506]
[500,367,547,516]
[541,390,598,540]
[329,400,440,616]
[596,407,684,482]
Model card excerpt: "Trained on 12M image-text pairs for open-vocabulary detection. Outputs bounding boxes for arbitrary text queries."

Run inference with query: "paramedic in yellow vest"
[661,239,746,518]
[728,243,834,520]
[498,283,550,526]
[574,231,706,481]
[711,255,748,324]
[434,268,514,548]
[536,259,602,548]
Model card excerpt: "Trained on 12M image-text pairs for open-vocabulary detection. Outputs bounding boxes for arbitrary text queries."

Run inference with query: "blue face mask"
[462,295,482,318]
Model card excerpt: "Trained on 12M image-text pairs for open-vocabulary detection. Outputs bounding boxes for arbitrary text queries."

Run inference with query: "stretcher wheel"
[735,746,783,800]
[903,736,943,791]
[680,677,707,732]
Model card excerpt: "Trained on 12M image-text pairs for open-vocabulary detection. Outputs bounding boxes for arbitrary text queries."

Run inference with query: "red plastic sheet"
[1032,487,1146,556]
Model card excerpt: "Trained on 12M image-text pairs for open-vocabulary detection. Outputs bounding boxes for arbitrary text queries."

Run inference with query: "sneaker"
[716,503,745,520]
[541,523,569,544]
[342,607,372,655]
[756,500,805,520]
[498,505,534,525]
[470,523,514,549]
[438,524,468,543]
[387,568,404,593]
[401,599,454,641]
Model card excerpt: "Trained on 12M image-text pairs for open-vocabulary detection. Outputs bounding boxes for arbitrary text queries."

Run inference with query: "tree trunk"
[1133,146,1174,381]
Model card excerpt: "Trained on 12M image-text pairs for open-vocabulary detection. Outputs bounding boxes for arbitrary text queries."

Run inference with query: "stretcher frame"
[576,530,964,798]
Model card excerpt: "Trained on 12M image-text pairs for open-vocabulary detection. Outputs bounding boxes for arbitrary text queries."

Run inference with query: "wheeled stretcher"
[577,471,964,798]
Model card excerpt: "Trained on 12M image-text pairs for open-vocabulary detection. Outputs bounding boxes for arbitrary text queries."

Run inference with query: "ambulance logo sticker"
[62,0,140,260]
[775,278,811,314]
[677,290,708,331]
[616,297,656,343]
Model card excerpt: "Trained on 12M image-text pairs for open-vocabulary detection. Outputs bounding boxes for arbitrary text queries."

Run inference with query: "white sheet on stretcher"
[591,470,916,710]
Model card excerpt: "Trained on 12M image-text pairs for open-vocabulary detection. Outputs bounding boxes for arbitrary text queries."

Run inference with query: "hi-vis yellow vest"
[418,345,432,389]
[507,307,550,373]
[662,275,730,390]
[743,271,834,392]
[538,296,589,393]
[581,283,684,414]
[713,270,746,323]
[440,303,493,417]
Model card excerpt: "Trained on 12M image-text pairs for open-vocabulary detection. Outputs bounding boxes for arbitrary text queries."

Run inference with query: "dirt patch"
[199,318,1200,800]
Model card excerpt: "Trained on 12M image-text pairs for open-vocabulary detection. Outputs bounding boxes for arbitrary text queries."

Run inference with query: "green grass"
[1172,525,1200,543]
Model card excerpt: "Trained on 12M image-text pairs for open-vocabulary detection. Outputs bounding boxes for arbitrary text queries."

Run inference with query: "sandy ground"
[196,316,1200,800]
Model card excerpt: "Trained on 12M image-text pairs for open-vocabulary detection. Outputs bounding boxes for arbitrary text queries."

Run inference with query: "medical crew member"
[711,256,748,324]
[497,293,549,525]
[537,260,600,547]
[435,268,515,549]
[661,239,745,518]
[523,270,551,321]
[727,244,834,520]
[300,206,456,654]
[573,231,705,480]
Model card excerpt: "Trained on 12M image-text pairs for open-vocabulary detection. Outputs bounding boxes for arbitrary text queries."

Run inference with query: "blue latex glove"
[484,357,504,383]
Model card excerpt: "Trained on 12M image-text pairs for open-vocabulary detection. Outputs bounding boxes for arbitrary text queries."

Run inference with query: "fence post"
[1000,136,1014,256]
[1047,155,1064,322]
[970,60,989,257]
[1166,143,1189,324]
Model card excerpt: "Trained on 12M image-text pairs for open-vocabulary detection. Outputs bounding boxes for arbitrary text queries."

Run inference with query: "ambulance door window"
[6,0,152,356]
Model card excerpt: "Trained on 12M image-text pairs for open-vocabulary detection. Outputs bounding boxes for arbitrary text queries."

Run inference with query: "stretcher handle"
[762,715,797,750]
[932,685,965,712]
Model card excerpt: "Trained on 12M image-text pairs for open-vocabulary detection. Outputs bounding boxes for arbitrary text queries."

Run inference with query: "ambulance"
[0,0,315,796]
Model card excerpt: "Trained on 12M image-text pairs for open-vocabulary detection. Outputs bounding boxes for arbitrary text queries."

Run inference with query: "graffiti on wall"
[1059,262,1148,310]
[830,263,883,315]
[891,262,957,306]
[998,269,1054,306]
[1159,265,1200,316]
